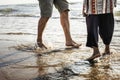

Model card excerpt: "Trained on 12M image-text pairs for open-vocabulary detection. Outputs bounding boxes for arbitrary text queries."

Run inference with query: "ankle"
[92,46,100,55]
[66,40,73,45]
[37,40,42,43]
[105,45,110,53]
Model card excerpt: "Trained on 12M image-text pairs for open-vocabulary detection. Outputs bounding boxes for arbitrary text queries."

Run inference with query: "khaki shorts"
[38,0,69,17]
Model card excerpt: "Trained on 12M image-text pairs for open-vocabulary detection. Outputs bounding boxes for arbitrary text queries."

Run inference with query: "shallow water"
[0,2,120,80]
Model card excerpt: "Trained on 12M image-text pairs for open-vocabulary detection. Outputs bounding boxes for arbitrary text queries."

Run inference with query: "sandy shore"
[0,24,120,80]
[0,8,120,79]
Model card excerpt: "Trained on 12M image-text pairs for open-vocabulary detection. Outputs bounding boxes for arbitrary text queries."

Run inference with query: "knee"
[39,17,50,23]
[60,10,68,18]
[44,16,50,19]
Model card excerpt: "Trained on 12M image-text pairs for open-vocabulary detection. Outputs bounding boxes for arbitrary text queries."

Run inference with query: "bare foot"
[66,41,81,48]
[86,53,101,61]
[72,41,82,46]
[102,51,112,56]
[37,42,47,49]
[102,45,112,56]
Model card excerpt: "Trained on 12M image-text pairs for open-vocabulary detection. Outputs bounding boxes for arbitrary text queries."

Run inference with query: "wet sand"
[0,6,120,79]
[0,19,120,80]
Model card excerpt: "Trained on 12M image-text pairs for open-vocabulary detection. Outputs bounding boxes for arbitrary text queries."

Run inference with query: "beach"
[0,1,120,80]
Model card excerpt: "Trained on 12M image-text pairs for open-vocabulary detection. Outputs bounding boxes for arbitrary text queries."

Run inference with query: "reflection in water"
[33,46,84,80]
[86,54,120,80]
[37,56,47,76]
[0,2,120,80]
[88,64,111,80]
[35,51,119,80]
[8,42,120,80]
[35,48,70,78]
[11,44,120,80]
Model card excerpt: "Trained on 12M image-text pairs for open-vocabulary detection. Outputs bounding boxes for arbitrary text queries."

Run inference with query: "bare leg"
[37,17,49,49]
[86,46,101,61]
[60,11,81,48]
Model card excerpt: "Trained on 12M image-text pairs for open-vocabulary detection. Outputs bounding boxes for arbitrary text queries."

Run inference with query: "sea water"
[0,1,120,80]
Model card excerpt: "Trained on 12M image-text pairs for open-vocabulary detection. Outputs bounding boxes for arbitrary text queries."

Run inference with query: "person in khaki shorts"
[37,0,81,49]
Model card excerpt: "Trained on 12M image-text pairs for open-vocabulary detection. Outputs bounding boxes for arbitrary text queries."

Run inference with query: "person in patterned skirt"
[83,0,117,61]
